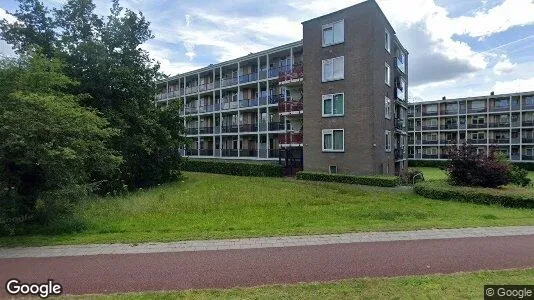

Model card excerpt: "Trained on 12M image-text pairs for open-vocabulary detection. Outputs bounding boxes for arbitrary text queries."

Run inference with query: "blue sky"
[1,0,533,101]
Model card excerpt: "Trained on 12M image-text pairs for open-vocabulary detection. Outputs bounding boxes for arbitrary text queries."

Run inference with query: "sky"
[0,0,533,102]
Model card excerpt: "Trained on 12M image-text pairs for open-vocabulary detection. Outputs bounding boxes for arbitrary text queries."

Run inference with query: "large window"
[385,63,391,86]
[385,97,391,119]
[385,29,391,52]
[322,129,344,152]
[322,20,344,47]
[322,56,344,82]
[385,130,392,152]
[322,93,344,117]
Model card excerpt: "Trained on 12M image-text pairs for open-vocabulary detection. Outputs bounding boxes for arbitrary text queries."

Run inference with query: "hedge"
[414,180,534,208]
[409,159,534,171]
[296,172,398,187]
[182,159,284,177]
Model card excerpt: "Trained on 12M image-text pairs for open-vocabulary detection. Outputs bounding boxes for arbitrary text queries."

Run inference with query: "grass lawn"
[65,269,534,299]
[2,172,533,247]
[417,167,534,183]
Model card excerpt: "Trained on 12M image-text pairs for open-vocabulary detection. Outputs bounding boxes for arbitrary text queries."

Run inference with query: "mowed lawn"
[418,166,534,182]
[67,269,534,299]
[1,172,534,247]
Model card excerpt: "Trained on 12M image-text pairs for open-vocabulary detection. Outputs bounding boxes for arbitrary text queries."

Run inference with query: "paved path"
[1,227,533,297]
[1,226,534,258]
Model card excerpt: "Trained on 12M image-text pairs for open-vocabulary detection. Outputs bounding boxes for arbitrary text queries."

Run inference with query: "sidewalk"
[1,226,533,259]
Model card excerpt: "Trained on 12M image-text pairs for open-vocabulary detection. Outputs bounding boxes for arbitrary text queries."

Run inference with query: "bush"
[183,160,284,177]
[414,180,534,208]
[398,168,424,186]
[507,164,531,187]
[296,172,398,187]
[408,160,448,168]
[446,144,510,188]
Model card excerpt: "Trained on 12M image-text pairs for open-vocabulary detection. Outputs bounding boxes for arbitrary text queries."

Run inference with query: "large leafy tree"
[1,0,185,190]
[0,53,121,234]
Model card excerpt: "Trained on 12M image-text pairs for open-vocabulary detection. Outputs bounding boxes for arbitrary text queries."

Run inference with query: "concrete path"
[1,226,534,259]
[1,234,533,297]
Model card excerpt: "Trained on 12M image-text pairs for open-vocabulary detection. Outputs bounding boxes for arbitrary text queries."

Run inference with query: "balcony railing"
[239,98,259,108]
[488,122,510,128]
[441,123,458,129]
[422,111,438,116]
[199,149,214,156]
[279,132,303,145]
[222,124,239,133]
[222,149,239,157]
[239,149,258,157]
[278,100,303,114]
[199,127,213,134]
[467,139,487,144]
[268,122,284,131]
[511,154,520,160]
[488,138,509,144]
[421,125,438,130]
[440,139,454,145]
[441,108,458,115]
[523,138,534,143]
[467,123,487,129]
[185,106,198,114]
[239,72,258,84]
[522,155,534,161]
[268,149,281,158]
[221,77,238,87]
[278,64,304,83]
[489,106,510,112]
[422,140,438,144]
[239,123,258,133]
[523,121,534,127]
[467,107,487,113]
[185,149,198,156]
[422,154,439,159]
[186,128,198,135]
[269,65,291,78]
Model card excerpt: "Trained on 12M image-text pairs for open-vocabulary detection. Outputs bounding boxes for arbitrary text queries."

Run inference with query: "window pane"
[333,94,343,115]
[385,65,390,84]
[333,131,344,150]
[385,30,390,51]
[322,59,333,81]
[333,21,344,43]
[324,133,332,150]
[323,98,332,115]
[333,57,344,79]
[323,27,333,46]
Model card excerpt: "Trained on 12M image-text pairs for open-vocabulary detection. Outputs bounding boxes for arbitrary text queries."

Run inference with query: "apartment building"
[155,0,408,175]
[408,91,534,162]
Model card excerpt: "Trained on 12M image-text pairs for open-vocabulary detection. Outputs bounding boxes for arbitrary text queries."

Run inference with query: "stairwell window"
[385,130,392,152]
[322,56,344,82]
[322,93,344,117]
[385,97,391,119]
[322,129,344,152]
[385,63,391,86]
[385,29,391,53]
[322,20,344,47]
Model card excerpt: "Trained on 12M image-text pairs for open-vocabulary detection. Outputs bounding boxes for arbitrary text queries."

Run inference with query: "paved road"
[1,235,534,297]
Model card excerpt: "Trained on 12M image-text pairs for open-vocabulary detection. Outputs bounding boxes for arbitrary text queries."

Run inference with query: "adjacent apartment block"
[155,0,409,175]
[408,91,534,162]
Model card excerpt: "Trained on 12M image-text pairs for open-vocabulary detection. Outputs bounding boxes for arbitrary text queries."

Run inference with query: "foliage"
[408,160,448,168]
[446,144,510,188]
[398,168,424,186]
[1,0,185,192]
[183,160,284,177]
[414,180,534,208]
[296,172,398,187]
[0,54,121,235]
[507,165,531,187]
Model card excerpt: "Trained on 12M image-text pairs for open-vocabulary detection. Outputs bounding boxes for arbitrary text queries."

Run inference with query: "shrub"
[296,172,398,187]
[398,168,424,186]
[183,160,284,177]
[446,144,510,188]
[507,164,531,187]
[408,160,448,168]
[414,180,534,208]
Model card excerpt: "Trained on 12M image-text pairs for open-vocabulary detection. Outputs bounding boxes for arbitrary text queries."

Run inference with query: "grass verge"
[64,269,534,299]
[1,172,533,247]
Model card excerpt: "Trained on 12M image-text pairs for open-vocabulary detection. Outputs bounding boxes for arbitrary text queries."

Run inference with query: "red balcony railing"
[278,65,304,83]
[279,132,303,145]
[278,100,303,113]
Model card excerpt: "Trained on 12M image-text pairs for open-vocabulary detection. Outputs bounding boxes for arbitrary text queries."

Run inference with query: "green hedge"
[182,159,284,177]
[296,172,398,187]
[414,180,534,208]
[408,160,448,168]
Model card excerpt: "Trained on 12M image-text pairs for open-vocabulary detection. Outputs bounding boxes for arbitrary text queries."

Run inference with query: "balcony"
[199,127,213,134]
[239,72,258,84]
[422,140,438,145]
[185,106,198,115]
[222,149,239,157]
[239,98,259,108]
[185,149,198,156]
[422,154,439,159]
[185,85,198,95]
[488,138,509,144]
[222,124,238,133]
[467,123,487,129]
[489,105,510,112]
[279,132,303,145]
[239,149,258,157]
[422,111,438,116]
[408,111,414,117]
[523,120,534,127]
[268,122,284,131]
[467,107,487,113]
[395,119,405,131]
[199,149,213,156]
[441,108,458,115]
[278,100,303,115]
[523,138,534,143]
[269,94,283,105]
[467,139,487,144]
[268,149,281,158]
[239,123,258,133]
[268,65,291,78]
[221,77,238,87]
[522,155,534,161]
[488,122,510,128]
[394,148,405,160]
[421,125,438,130]
[441,123,458,130]
[278,64,304,85]
[186,128,198,135]
[440,139,454,145]
[221,100,239,110]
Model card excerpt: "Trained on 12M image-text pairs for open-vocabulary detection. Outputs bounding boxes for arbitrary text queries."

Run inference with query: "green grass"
[64,269,534,299]
[1,172,534,247]
[417,167,534,183]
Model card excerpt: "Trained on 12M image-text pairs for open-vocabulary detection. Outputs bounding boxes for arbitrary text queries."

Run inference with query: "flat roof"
[409,90,534,105]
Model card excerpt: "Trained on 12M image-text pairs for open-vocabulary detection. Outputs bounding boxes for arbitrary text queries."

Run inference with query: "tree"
[1,0,185,191]
[0,53,121,234]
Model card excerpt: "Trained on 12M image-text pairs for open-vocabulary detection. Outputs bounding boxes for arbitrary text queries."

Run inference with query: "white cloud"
[493,57,516,75]
[140,43,203,74]
[492,77,534,94]
[0,8,18,24]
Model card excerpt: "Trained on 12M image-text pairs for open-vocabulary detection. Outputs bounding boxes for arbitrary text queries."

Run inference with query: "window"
[322,93,344,117]
[385,29,391,52]
[329,165,338,174]
[525,96,534,106]
[322,20,344,47]
[385,97,391,119]
[385,130,392,152]
[322,56,344,82]
[385,63,391,86]
[322,129,344,152]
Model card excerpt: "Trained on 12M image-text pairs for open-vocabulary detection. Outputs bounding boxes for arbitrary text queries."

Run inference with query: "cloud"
[140,42,204,74]
[493,57,516,75]
[0,8,17,24]
[492,77,534,94]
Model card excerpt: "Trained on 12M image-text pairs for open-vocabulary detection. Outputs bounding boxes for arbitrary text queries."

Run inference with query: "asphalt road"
[1,235,534,297]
